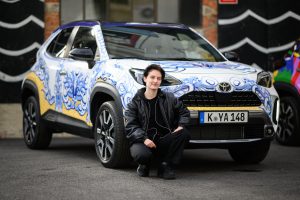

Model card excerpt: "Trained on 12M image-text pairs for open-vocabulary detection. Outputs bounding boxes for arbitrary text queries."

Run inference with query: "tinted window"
[69,27,99,60]
[47,27,73,57]
[102,26,225,62]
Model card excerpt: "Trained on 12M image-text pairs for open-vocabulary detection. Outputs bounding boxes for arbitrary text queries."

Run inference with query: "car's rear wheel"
[276,96,300,145]
[228,140,271,164]
[23,96,52,149]
[94,101,131,168]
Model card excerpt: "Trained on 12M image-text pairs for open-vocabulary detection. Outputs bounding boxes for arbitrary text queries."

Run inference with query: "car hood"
[114,60,259,75]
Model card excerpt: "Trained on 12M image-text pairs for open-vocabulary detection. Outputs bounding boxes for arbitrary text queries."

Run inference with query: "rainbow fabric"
[274,42,300,94]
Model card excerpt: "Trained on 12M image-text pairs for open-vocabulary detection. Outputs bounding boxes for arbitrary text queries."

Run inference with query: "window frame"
[67,26,100,61]
[45,27,79,59]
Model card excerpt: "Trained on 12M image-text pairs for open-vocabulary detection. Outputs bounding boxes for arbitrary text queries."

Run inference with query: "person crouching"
[125,64,190,179]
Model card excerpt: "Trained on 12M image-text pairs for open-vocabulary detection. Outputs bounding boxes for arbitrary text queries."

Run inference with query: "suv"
[21,21,279,168]
[273,39,300,145]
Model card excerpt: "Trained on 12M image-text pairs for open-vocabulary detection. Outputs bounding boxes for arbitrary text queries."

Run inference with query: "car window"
[46,27,73,58]
[101,25,225,62]
[69,27,99,60]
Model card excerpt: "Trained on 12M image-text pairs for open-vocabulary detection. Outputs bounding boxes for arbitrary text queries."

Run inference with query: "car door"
[59,26,99,125]
[43,27,75,114]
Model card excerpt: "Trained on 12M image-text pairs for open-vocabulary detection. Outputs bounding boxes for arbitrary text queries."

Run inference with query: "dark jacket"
[125,88,190,145]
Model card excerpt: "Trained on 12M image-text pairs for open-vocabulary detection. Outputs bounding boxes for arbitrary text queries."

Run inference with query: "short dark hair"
[143,64,165,85]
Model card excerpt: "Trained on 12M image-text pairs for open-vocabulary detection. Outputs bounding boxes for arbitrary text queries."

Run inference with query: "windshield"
[101,25,225,62]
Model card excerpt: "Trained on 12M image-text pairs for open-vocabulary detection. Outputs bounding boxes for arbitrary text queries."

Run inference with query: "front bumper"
[185,108,274,148]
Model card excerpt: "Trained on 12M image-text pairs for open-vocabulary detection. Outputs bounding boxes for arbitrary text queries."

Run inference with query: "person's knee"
[134,151,152,164]
[130,144,152,164]
[176,128,190,140]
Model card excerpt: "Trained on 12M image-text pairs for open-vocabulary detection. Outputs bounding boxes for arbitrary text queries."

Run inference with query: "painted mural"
[218,0,300,71]
[0,0,44,102]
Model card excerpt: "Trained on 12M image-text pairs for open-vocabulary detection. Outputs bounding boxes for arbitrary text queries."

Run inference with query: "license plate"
[199,111,248,124]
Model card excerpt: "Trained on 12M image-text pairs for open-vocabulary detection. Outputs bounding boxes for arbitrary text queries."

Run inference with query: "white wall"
[157,0,179,23]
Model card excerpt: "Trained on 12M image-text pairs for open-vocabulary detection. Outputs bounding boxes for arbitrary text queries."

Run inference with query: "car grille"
[189,125,264,140]
[179,91,261,107]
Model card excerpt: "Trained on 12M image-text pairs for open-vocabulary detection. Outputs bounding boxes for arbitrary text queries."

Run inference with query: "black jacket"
[125,88,190,144]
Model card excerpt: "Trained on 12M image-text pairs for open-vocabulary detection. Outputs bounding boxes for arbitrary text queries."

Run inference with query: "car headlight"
[129,69,182,86]
[257,71,272,88]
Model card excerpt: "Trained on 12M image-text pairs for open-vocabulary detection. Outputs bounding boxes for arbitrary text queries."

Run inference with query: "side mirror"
[223,51,240,62]
[69,48,94,61]
[273,59,286,71]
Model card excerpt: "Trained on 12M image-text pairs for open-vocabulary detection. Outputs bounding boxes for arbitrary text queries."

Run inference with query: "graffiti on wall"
[0,0,44,102]
[218,0,300,71]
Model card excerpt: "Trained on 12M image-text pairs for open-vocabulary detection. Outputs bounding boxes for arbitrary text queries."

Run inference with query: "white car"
[21,21,279,168]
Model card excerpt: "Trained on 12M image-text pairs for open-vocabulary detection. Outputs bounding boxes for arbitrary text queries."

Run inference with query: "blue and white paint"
[28,22,277,129]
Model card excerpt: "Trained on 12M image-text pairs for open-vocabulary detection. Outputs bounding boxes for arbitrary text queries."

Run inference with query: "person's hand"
[144,139,156,148]
[172,126,183,133]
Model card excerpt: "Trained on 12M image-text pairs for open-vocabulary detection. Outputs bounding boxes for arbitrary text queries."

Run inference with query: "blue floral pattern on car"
[91,61,139,108]
[153,61,257,74]
[55,69,63,112]
[63,71,88,116]
[33,57,55,105]
[162,75,272,114]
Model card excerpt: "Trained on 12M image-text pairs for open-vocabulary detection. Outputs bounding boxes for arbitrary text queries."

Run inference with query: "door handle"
[59,70,67,76]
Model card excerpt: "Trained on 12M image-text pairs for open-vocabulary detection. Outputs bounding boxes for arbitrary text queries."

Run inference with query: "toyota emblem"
[217,82,232,93]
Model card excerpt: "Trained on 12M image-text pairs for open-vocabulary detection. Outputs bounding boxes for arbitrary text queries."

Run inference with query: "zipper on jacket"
[158,96,172,131]
[145,101,150,132]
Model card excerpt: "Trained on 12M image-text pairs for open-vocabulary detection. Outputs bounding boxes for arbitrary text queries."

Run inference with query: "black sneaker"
[137,164,150,177]
[157,162,176,180]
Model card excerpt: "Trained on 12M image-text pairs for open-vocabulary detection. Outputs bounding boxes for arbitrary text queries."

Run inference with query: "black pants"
[130,129,190,165]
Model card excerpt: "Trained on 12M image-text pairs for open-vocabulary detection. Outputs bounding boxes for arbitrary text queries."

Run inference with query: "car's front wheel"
[276,96,300,145]
[23,96,52,149]
[94,101,131,168]
[228,140,271,164]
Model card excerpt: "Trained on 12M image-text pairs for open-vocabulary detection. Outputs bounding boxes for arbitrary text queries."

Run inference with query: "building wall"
[218,0,300,70]
[202,0,218,46]
[0,0,44,103]
[45,0,60,39]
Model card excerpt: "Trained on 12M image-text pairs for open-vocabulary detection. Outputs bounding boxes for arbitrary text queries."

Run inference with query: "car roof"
[101,21,189,29]
[55,20,189,32]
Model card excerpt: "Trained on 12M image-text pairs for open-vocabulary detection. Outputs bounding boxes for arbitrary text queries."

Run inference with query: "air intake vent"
[179,91,261,107]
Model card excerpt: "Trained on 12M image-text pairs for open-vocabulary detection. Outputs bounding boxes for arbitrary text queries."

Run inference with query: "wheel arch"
[274,82,300,100]
[90,82,124,126]
[21,80,39,112]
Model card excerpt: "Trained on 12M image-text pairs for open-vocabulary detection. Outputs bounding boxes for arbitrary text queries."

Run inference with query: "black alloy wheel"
[23,96,52,149]
[276,96,300,145]
[94,101,130,168]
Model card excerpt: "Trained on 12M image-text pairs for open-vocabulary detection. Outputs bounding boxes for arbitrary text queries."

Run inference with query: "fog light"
[264,125,274,137]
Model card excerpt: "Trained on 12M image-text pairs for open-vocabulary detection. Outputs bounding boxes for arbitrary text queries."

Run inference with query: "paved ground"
[0,138,300,200]
[0,103,72,138]
[0,104,23,138]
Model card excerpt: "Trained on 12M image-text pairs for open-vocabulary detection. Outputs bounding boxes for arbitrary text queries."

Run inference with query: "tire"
[94,101,131,168]
[276,96,300,145]
[23,96,52,149]
[228,140,271,164]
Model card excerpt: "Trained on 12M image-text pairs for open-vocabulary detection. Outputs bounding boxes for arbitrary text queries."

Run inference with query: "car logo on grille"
[217,82,232,93]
